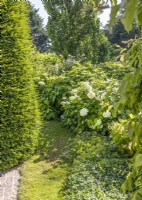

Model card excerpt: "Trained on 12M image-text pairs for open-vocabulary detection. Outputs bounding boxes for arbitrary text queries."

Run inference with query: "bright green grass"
[18,121,74,200]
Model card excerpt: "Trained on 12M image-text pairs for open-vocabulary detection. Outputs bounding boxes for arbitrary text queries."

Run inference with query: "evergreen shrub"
[0,1,40,171]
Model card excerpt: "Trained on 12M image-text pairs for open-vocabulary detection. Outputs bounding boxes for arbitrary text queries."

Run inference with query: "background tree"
[42,0,110,63]
[104,19,141,47]
[28,2,50,52]
[1,1,40,171]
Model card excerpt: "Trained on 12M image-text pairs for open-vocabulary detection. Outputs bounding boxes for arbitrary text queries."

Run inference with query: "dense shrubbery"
[36,39,141,197]
[37,61,131,133]
[36,75,71,120]
[35,58,134,198]
[110,39,142,199]
[36,0,142,198]
[0,2,40,171]
[63,133,129,200]
[32,52,63,78]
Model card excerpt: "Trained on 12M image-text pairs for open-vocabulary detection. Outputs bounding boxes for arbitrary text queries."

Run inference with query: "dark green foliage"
[37,75,71,120]
[63,133,129,199]
[42,0,110,63]
[104,1,142,198]
[104,19,142,47]
[28,2,50,52]
[33,52,63,78]
[0,1,40,171]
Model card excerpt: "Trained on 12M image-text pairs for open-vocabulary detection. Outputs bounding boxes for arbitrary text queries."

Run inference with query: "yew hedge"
[0,1,40,171]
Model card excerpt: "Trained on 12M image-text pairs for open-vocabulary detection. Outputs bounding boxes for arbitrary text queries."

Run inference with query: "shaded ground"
[18,121,74,200]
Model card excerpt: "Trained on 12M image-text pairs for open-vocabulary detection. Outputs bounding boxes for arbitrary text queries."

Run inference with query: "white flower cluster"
[82,81,97,100]
[71,89,78,94]
[102,111,111,118]
[69,96,77,101]
[95,119,102,126]
[89,119,103,130]
[87,90,96,99]
[38,81,45,86]
[112,87,118,93]
[95,94,101,101]
[100,92,106,100]
[80,108,88,116]
[61,101,70,105]
[69,89,81,101]
[82,81,92,91]
[82,81,106,101]
[90,119,103,129]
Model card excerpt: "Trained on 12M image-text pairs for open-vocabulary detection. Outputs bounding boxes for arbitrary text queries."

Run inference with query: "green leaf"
[129,114,135,119]
[121,0,139,31]
[131,187,142,200]
[134,154,142,167]
[109,5,120,30]
[137,5,142,24]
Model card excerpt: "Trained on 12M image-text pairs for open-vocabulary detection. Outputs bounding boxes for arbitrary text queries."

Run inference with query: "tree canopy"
[42,0,110,63]
[28,2,50,52]
[104,19,141,47]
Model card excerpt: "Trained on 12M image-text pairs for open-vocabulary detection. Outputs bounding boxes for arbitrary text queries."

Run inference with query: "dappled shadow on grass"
[18,121,75,200]
[42,159,68,175]
[34,120,74,163]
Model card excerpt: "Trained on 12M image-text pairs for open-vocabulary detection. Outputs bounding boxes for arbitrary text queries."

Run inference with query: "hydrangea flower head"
[38,81,45,86]
[87,90,95,99]
[69,96,77,101]
[95,119,102,126]
[80,108,88,116]
[100,92,106,100]
[71,89,78,94]
[82,81,92,91]
[103,111,111,118]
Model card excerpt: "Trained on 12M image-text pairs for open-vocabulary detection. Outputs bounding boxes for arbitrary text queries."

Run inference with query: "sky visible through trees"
[29,0,111,26]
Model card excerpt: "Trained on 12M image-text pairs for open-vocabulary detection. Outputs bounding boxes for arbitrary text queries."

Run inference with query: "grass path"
[18,121,74,200]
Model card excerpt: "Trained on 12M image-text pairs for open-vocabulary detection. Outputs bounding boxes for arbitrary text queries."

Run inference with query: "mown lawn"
[18,121,74,200]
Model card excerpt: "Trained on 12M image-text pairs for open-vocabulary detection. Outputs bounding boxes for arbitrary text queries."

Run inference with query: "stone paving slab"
[0,167,20,200]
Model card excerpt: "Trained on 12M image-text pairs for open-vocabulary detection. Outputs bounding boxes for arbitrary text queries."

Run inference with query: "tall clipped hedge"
[0,1,40,171]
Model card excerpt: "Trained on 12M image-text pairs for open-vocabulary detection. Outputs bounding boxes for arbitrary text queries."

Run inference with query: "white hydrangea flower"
[66,101,71,105]
[61,101,66,105]
[95,119,102,126]
[38,81,45,86]
[80,108,88,116]
[82,81,92,91]
[69,96,77,101]
[71,89,78,94]
[89,125,95,129]
[100,92,106,100]
[112,87,118,93]
[61,101,70,105]
[87,90,96,99]
[95,95,101,101]
[102,111,111,118]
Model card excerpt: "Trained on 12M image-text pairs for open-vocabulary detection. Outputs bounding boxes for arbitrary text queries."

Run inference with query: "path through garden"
[18,121,74,200]
[0,167,20,200]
